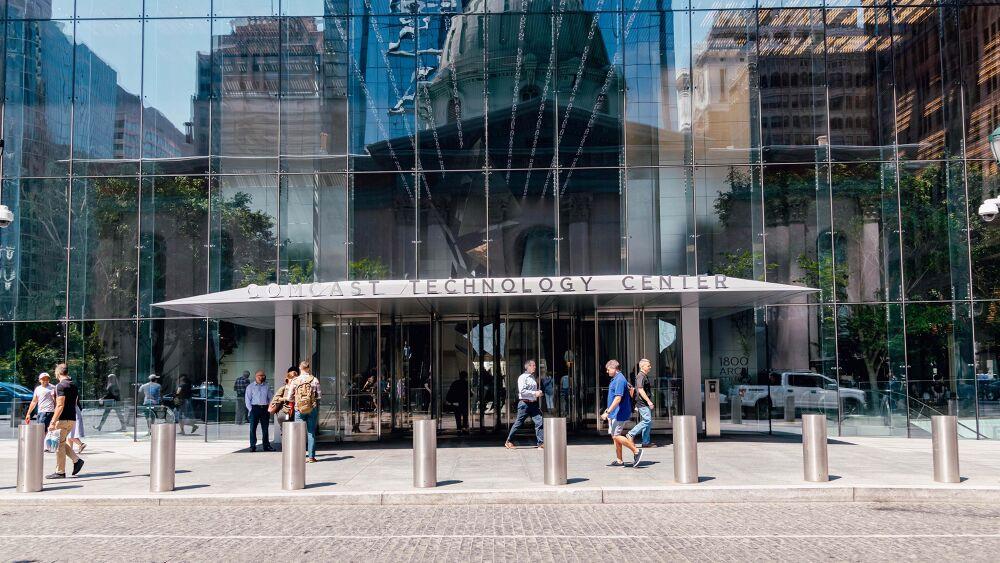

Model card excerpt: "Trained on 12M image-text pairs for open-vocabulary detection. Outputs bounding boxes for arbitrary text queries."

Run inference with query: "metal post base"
[16,423,44,493]
[282,421,307,490]
[413,418,437,488]
[801,414,829,482]
[931,415,960,483]
[150,422,177,492]
[673,415,699,484]
[544,417,567,485]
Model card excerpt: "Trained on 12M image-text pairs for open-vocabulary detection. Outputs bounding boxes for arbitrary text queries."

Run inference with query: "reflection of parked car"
[978,379,1000,401]
[736,371,867,417]
[162,382,229,421]
[0,382,33,416]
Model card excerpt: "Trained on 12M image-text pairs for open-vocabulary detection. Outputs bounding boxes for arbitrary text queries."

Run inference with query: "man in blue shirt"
[600,359,642,467]
[245,370,274,452]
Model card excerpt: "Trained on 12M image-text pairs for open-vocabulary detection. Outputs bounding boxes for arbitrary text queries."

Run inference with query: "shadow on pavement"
[437,479,463,487]
[304,481,337,489]
[173,484,210,491]
[566,477,589,484]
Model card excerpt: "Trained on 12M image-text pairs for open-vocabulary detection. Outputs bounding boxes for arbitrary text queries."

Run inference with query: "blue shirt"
[606,372,632,421]
[245,381,273,411]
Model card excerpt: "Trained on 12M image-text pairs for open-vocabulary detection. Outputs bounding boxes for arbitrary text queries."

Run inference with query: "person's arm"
[601,395,622,420]
[49,396,65,431]
[245,385,253,413]
[637,386,654,407]
[24,393,38,422]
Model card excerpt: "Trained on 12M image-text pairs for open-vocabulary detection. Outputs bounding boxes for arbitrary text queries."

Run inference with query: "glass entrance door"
[596,311,639,433]
[386,318,433,436]
[640,310,683,429]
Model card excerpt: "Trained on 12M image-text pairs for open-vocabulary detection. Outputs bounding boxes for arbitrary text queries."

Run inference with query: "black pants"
[249,405,270,449]
[454,402,468,431]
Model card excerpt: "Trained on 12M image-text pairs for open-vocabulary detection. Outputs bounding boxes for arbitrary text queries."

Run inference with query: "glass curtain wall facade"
[2,0,1000,440]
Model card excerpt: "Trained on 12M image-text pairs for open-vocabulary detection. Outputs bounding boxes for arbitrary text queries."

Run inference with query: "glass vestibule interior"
[309,309,683,441]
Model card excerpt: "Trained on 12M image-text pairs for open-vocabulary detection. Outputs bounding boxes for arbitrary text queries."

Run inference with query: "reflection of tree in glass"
[349,258,390,280]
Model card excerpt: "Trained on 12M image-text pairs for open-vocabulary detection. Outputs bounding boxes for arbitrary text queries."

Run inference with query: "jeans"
[296,409,319,458]
[96,400,128,431]
[235,402,248,425]
[453,402,468,431]
[628,405,652,445]
[54,420,79,474]
[506,400,544,445]
[249,405,270,448]
[37,411,54,429]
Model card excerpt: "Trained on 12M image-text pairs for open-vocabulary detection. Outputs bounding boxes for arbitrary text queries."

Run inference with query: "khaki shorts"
[608,419,626,437]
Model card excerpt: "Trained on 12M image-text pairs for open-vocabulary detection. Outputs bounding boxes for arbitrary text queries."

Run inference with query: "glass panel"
[596,312,634,432]
[68,177,139,320]
[488,168,556,277]
[142,17,210,175]
[137,318,208,440]
[0,322,65,438]
[72,18,142,176]
[627,166,691,275]
[691,9,757,165]
[439,318,473,435]
[210,16,281,174]
[974,301,1000,439]
[0,178,68,321]
[138,175,210,316]
[281,16,349,173]
[66,320,138,438]
[470,317,504,433]
[75,0,143,18]
[280,174,348,284]
[350,172,416,280]
[145,0,212,18]
[829,162,890,303]
[210,175,279,292]
[505,318,540,436]
[624,9,690,168]
[282,0,350,17]
[348,15,417,173]
[559,167,622,275]
[696,165,757,278]
[388,320,433,434]
[837,303,904,437]
[206,320,274,441]
[3,18,74,178]
[961,5,1000,163]
[213,0,279,17]
[341,318,379,439]
[641,311,682,432]
[761,164,826,295]
[419,169,488,279]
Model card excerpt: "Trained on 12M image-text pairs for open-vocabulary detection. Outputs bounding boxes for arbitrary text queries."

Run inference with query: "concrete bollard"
[16,423,44,493]
[282,421,307,490]
[543,417,567,486]
[672,415,699,484]
[931,415,960,483]
[150,422,177,492]
[413,418,437,488]
[801,414,829,482]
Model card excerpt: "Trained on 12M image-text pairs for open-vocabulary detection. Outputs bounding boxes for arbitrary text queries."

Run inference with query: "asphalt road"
[3,502,1000,561]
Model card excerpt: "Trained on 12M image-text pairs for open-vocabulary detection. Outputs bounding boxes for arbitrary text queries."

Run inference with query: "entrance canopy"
[155,275,816,327]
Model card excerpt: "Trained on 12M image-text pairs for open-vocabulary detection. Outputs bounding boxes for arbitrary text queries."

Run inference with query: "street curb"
[4,485,1000,507]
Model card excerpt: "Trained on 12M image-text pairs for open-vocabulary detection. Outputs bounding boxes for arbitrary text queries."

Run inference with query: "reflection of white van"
[736,371,867,417]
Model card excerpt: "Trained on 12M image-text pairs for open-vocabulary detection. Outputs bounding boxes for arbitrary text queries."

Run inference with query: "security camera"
[979,198,1000,223]
[0,205,12,228]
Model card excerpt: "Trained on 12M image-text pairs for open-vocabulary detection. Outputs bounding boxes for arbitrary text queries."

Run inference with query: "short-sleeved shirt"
[634,372,649,407]
[33,384,56,413]
[139,382,162,405]
[606,371,632,421]
[55,379,79,421]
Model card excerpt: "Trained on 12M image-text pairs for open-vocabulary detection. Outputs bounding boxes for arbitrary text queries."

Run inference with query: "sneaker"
[191,425,199,434]
[250,446,257,453]
[46,472,66,479]
[263,444,274,452]
[504,441,516,449]
[609,459,625,467]
[632,447,644,468]
[642,443,657,448]
[77,443,87,454]
[537,443,544,449]
[72,458,85,476]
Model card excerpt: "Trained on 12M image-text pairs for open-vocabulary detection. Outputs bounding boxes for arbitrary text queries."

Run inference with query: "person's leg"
[528,402,544,446]
[249,407,259,449]
[55,421,78,474]
[454,406,462,432]
[261,409,270,447]
[97,407,111,430]
[640,406,652,445]
[506,401,528,443]
[307,410,318,458]
[459,403,468,430]
[629,405,650,445]
[114,402,128,429]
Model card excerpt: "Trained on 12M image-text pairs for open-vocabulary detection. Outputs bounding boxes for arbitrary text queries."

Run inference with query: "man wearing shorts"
[600,359,642,467]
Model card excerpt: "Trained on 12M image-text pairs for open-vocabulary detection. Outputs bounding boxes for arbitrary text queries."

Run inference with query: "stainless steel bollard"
[150,422,177,492]
[16,423,44,493]
[673,415,699,484]
[931,415,960,483]
[413,418,437,488]
[282,421,307,490]
[543,417,567,486]
[704,379,721,437]
[731,395,742,425]
[784,394,796,422]
[801,414,829,482]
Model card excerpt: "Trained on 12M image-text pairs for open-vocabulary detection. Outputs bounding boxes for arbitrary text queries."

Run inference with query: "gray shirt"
[517,372,538,401]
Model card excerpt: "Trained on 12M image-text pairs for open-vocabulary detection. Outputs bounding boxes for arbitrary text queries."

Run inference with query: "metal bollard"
[16,423,44,493]
[731,395,742,425]
[672,415,699,484]
[931,415,960,483]
[150,422,177,492]
[413,418,437,488]
[784,394,796,422]
[543,417,567,486]
[947,398,959,417]
[801,414,829,482]
[282,421,307,490]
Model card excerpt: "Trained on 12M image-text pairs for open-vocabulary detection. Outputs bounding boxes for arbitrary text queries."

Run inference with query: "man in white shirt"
[504,360,544,449]
[24,372,56,429]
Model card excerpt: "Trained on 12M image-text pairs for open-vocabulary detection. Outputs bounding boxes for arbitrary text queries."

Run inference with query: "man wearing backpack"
[292,360,321,462]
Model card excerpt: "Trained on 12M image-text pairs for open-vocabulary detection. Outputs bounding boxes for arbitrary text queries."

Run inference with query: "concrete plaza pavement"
[4,431,1000,505]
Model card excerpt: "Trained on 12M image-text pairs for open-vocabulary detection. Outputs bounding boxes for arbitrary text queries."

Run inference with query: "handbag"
[44,430,60,452]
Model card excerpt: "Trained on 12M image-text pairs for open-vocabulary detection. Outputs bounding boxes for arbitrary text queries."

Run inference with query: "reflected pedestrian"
[138,374,162,434]
[95,373,128,432]
[174,374,198,435]
[234,370,251,425]
[245,369,273,452]
[446,371,469,435]
[504,360,544,449]
[600,359,641,468]
[46,366,84,479]
[24,372,56,432]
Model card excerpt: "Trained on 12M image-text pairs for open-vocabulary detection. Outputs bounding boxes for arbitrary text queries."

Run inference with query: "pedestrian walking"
[234,370,251,425]
[504,360,544,449]
[24,372,55,431]
[446,371,470,435]
[600,359,641,467]
[626,359,655,449]
[245,369,273,452]
[291,361,321,463]
[46,367,84,479]
[173,374,199,435]
[95,373,128,432]
[138,374,162,434]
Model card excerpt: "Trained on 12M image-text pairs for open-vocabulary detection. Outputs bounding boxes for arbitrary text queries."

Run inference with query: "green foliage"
[349,258,390,280]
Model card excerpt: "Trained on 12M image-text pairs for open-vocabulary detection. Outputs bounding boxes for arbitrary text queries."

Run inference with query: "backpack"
[294,376,318,414]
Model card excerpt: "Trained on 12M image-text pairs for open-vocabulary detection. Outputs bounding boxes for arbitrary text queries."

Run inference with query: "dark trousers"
[454,402,468,431]
[249,405,270,449]
[506,400,544,445]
